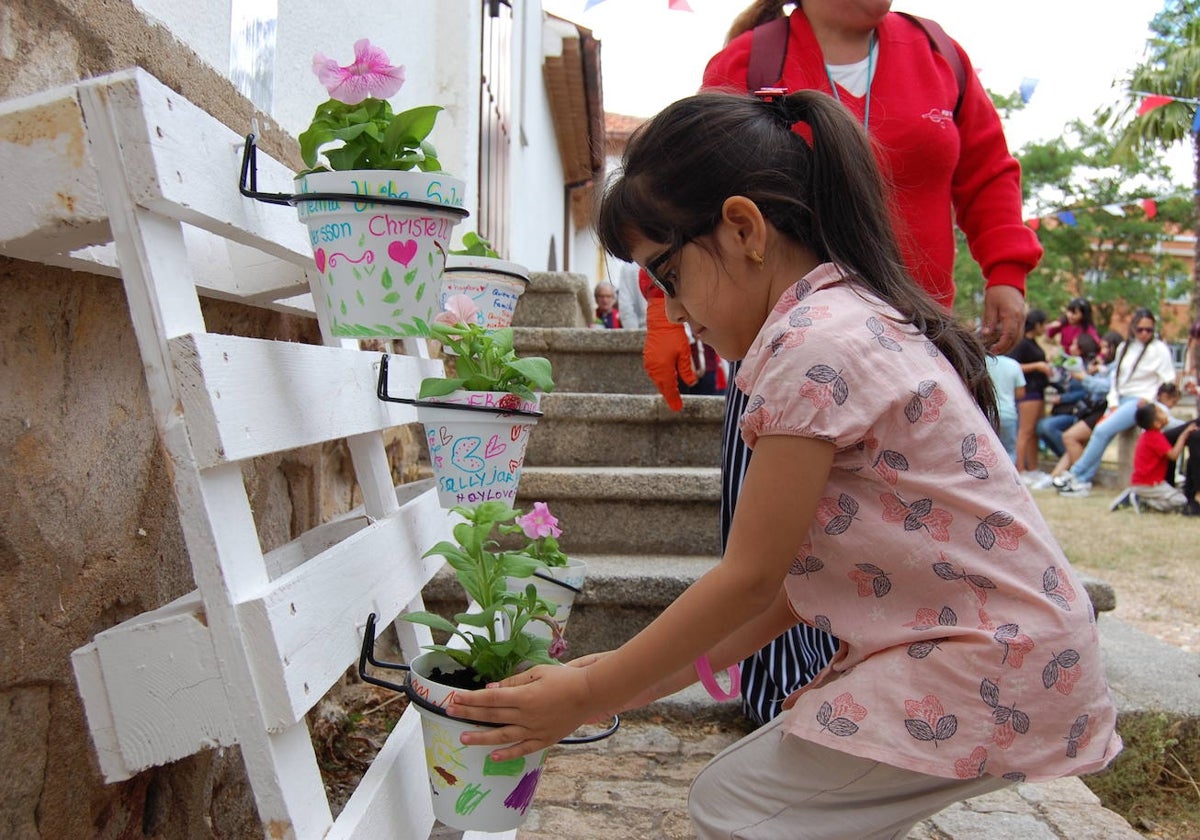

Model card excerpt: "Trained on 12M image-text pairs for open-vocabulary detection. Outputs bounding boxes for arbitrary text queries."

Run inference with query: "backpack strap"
[746,11,967,116]
[897,12,967,117]
[747,15,790,92]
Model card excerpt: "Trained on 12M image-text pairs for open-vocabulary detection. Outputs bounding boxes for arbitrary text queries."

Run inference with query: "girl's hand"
[447,663,599,761]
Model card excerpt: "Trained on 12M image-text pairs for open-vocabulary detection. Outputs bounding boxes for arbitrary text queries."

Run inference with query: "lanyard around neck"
[823,31,877,131]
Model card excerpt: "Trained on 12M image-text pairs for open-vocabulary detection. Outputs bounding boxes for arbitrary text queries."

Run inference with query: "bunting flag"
[1018,78,1039,105]
[584,0,693,9]
[1023,190,1182,229]
[1136,94,1174,115]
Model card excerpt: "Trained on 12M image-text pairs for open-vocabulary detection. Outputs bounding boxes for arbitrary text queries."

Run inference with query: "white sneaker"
[1059,477,1093,498]
[1052,472,1073,490]
[1022,470,1050,487]
[1029,473,1056,490]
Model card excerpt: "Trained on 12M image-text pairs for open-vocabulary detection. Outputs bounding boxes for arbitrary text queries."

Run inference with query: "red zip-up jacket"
[702,11,1042,307]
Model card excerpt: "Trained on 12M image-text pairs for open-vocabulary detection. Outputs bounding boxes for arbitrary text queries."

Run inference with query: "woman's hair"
[596,90,996,423]
[1025,309,1047,332]
[725,0,790,44]
[1074,332,1099,363]
[1066,297,1095,330]
[1127,307,1157,341]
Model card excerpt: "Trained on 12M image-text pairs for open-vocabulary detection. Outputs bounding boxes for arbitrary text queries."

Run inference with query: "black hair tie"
[754,86,803,129]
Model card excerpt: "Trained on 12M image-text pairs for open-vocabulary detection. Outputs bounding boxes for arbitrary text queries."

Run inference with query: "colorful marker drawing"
[503,768,542,814]
[455,783,491,816]
[483,754,525,777]
[425,725,467,788]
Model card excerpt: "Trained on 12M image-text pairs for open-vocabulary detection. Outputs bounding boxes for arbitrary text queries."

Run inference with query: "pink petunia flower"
[433,295,480,327]
[516,502,562,539]
[313,39,406,105]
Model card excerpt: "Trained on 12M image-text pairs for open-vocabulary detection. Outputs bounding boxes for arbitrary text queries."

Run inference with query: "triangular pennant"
[1018,78,1039,104]
[1025,217,1041,230]
[583,0,607,9]
[1056,210,1077,226]
[1102,204,1126,217]
[1136,94,1173,115]
[1192,108,1200,134]
[668,0,694,8]
[1141,199,1157,219]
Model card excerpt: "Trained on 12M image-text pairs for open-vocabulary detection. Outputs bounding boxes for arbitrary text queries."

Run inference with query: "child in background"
[593,281,622,329]
[1120,402,1195,513]
[449,90,1120,839]
[986,354,1025,463]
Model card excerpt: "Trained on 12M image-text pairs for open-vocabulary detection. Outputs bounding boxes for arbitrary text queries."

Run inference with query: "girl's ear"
[719,196,768,256]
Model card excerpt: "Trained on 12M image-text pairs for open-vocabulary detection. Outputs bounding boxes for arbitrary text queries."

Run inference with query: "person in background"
[1181,316,1200,396]
[450,89,1119,839]
[986,353,1025,463]
[593,281,622,329]
[1008,310,1052,485]
[1037,332,1101,464]
[693,0,1043,728]
[1114,401,1195,513]
[1046,297,1101,354]
[1056,308,1178,498]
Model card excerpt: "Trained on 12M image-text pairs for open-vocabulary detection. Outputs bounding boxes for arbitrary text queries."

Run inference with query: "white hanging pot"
[416,391,542,509]
[507,558,588,641]
[440,255,531,330]
[294,169,467,337]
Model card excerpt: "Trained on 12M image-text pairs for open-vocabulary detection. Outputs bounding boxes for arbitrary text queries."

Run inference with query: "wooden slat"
[92,594,237,774]
[240,483,453,728]
[94,69,313,265]
[0,82,111,256]
[69,643,136,783]
[171,335,441,468]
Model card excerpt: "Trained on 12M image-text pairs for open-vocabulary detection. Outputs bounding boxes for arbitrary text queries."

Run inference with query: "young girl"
[449,90,1120,838]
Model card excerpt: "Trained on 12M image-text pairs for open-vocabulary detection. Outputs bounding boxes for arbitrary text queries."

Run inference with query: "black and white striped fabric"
[721,361,841,727]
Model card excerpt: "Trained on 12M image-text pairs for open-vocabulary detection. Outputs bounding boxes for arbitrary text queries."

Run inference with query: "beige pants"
[689,714,1012,840]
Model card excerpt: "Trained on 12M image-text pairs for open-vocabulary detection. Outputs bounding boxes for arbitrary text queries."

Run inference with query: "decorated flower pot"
[440,256,530,330]
[408,652,548,832]
[416,391,541,509]
[294,169,467,337]
[507,558,587,640]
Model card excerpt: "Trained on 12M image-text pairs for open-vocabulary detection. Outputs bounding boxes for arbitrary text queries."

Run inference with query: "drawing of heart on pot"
[416,391,542,509]
[295,169,468,337]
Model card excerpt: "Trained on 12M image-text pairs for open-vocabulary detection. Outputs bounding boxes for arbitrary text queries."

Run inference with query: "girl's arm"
[448,434,835,760]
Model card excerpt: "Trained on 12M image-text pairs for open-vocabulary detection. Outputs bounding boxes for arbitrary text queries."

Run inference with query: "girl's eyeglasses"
[1134,326,1155,334]
[644,239,690,298]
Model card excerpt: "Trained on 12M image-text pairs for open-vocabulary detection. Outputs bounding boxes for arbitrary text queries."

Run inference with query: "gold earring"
[748,250,765,267]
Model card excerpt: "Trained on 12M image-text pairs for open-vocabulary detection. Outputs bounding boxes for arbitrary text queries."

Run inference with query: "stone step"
[515,466,722,556]
[510,271,594,328]
[524,392,724,467]
[514,326,656,395]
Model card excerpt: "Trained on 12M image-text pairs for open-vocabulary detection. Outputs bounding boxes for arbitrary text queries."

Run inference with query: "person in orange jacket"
[640,267,698,409]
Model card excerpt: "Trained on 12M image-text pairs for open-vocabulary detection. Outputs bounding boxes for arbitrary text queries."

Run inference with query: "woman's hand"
[447,663,600,761]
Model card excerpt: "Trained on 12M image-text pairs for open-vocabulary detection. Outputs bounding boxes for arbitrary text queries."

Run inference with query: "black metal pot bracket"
[358,612,618,743]
[237,133,470,216]
[376,354,544,418]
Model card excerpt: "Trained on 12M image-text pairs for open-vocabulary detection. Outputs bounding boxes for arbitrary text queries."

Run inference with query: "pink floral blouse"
[737,264,1121,782]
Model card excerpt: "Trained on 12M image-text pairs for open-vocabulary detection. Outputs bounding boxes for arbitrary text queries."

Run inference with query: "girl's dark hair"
[1074,332,1099,362]
[596,90,996,423]
[1101,331,1123,363]
[1025,309,1047,332]
[1066,297,1095,330]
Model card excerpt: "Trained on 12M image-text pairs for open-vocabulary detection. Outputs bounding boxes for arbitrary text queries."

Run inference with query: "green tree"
[1102,0,1200,319]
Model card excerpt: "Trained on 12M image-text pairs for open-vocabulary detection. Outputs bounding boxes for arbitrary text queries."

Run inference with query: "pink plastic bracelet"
[695,656,741,702]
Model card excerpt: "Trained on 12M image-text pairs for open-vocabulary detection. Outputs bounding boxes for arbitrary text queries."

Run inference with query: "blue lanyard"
[823,32,877,132]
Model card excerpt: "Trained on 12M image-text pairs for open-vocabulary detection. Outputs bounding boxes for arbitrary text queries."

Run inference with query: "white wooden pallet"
[0,68,514,840]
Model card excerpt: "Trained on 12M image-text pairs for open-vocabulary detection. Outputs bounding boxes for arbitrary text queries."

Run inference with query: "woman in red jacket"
[648,0,1043,727]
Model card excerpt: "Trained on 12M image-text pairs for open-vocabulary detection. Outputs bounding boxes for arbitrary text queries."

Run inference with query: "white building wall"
[125,0,575,276]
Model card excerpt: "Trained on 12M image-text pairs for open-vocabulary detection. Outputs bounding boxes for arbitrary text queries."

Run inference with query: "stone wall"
[0,3,421,835]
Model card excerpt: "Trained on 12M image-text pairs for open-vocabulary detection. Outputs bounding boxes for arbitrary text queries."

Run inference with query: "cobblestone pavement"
[511,715,1142,840]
